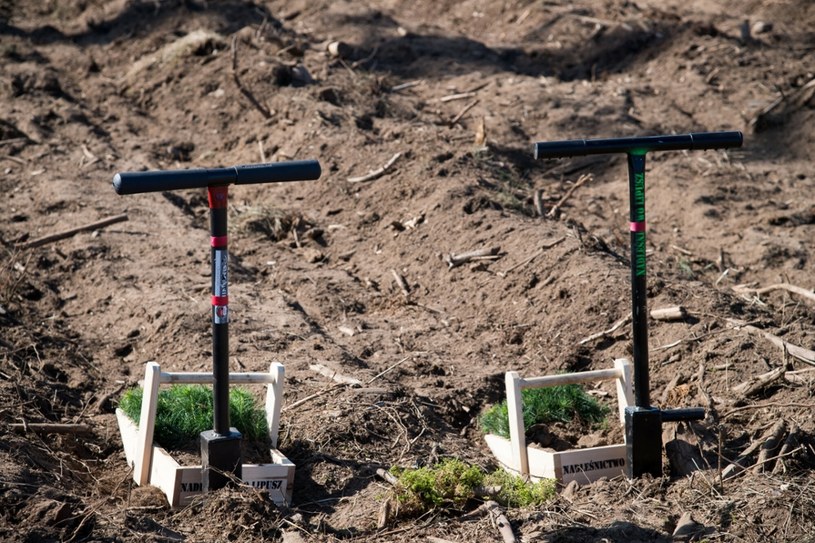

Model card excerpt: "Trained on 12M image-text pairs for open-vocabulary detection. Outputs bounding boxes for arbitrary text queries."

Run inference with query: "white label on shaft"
[214,249,228,297]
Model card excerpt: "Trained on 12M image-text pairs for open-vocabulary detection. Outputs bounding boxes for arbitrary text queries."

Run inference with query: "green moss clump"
[392,458,484,514]
[482,469,556,507]
[119,385,268,449]
[480,384,608,439]
[389,458,555,517]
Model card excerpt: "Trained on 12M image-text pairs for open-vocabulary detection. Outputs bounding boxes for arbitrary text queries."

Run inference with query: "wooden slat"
[159,371,278,384]
[505,371,528,476]
[135,362,161,486]
[521,368,621,389]
[614,358,634,424]
[266,362,284,449]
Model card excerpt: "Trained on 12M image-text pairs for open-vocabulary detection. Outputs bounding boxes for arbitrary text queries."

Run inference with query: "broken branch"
[485,500,517,543]
[731,365,785,398]
[650,306,688,322]
[445,246,501,269]
[753,419,788,473]
[722,419,785,479]
[727,318,815,367]
[375,467,399,486]
[772,424,800,475]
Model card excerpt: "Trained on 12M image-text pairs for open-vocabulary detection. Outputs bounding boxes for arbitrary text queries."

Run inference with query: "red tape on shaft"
[630,221,646,232]
[211,295,229,306]
[211,236,228,248]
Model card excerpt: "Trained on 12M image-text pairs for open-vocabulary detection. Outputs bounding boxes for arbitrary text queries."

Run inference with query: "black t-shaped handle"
[113,159,322,194]
[534,131,743,159]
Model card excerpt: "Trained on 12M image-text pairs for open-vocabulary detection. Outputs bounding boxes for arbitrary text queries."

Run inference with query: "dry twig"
[11,423,93,435]
[437,91,476,103]
[18,213,128,249]
[348,152,402,183]
[722,402,815,419]
[497,236,566,277]
[579,315,631,345]
[450,99,479,126]
[722,419,786,479]
[390,80,423,92]
[231,36,273,119]
[282,383,343,412]
[750,77,815,132]
[390,269,410,297]
[733,282,815,304]
[367,355,412,384]
[547,174,592,218]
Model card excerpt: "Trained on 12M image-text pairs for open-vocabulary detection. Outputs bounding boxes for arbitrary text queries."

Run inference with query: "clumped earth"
[1,0,814,541]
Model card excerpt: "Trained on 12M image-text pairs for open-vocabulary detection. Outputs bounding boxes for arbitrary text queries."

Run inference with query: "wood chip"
[308,363,362,386]
[650,306,688,321]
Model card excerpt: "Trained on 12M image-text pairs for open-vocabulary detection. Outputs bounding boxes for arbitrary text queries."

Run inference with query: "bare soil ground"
[1,0,815,541]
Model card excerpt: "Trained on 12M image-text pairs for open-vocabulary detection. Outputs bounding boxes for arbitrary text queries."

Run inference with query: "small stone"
[291,65,314,85]
[561,479,580,501]
[672,512,705,541]
[752,21,773,34]
[302,247,324,263]
[281,531,307,543]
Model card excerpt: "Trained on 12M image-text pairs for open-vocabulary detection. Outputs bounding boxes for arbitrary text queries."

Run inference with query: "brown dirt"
[2,0,815,541]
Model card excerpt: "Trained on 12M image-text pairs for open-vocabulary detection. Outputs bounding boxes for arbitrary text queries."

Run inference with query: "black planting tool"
[114,160,321,490]
[533,132,742,477]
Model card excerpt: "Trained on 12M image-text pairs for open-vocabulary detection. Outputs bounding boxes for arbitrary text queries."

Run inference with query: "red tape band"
[211,236,228,248]
[208,185,228,209]
[211,295,229,306]
[630,221,646,232]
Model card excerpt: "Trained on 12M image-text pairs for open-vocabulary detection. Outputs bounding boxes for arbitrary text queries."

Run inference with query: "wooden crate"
[116,361,295,507]
[484,359,633,485]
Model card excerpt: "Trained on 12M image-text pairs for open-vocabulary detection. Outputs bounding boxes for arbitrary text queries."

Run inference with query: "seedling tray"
[484,359,633,485]
[116,361,294,507]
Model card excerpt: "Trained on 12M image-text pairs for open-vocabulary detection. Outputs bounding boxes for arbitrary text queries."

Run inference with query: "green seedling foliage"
[479,384,608,439]
[389,458,555,517]
[119,385,268,449]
